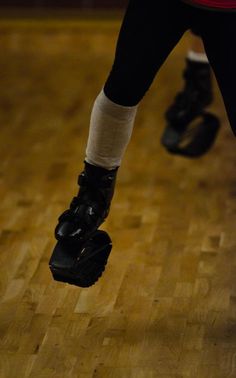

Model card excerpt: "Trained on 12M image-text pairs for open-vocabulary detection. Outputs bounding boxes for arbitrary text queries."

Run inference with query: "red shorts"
[184,0,236,10]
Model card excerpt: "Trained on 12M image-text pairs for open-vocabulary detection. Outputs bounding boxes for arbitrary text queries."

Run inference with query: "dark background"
[0,0,127,8]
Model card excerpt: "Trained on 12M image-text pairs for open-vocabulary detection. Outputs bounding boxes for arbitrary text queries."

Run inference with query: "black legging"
[104,0,236,135]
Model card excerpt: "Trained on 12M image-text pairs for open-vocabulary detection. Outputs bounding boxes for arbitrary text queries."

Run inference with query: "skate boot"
[55,161,118,242]
[162,58,220,158]
[50,162,117,288]
[165,58,213,127]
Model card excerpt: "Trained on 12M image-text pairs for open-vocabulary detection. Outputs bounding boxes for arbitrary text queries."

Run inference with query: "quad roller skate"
[162,58,220,157]
[49,161,117,287]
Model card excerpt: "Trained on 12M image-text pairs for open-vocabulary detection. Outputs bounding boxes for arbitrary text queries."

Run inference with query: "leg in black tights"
[104,0,192,106]
[198,10,236,136]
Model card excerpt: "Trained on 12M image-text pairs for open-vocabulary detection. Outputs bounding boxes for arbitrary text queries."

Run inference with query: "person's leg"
[86,0,192,171]
[198,10,236,136]
[165,30,212,127]
[161,27,221,159]
[188,31,208,59]
[104,0,191,107]
[55,0,191,241]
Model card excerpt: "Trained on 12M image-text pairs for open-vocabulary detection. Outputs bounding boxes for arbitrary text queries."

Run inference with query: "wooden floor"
[0,17,236,378]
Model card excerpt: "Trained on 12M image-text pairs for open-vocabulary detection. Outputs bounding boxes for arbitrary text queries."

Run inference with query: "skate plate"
[49,230,112,287]
[161,112,220,158]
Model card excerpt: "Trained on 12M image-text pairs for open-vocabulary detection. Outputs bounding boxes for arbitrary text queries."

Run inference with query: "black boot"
[161,58,220,158]
[165,58,213,127]
[55,161,118,242]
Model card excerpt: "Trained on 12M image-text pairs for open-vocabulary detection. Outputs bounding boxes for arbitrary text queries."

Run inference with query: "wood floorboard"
[0,18,235,378]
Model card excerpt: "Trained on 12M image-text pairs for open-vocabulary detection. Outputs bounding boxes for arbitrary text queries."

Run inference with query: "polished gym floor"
[0,15,236,378]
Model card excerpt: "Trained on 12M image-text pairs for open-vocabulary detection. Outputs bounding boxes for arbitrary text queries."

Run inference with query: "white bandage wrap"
[85,90,138,170]
[187,50,209,63]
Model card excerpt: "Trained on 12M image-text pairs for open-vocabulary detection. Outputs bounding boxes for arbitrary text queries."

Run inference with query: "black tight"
[104,0,236,135]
